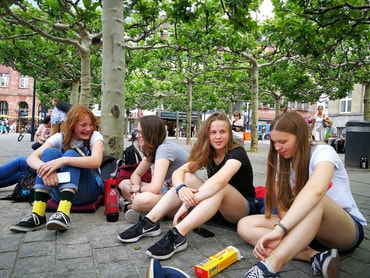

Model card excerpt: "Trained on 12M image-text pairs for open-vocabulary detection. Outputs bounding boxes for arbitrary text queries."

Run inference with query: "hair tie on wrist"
[175,183,187,196]
[275,222,289,236]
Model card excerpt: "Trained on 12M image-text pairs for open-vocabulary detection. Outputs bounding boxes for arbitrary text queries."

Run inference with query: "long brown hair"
[63,105,99,150]
[265,111,310,217]
[138,115,166,163]
[188,112,239,172]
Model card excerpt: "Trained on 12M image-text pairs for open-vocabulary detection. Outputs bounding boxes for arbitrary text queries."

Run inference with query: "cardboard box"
[194,246,242,278]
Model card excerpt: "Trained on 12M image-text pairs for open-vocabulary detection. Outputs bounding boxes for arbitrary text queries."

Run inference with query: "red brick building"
[0,65,43,131]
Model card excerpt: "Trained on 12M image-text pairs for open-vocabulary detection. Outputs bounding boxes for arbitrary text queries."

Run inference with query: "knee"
[16,156,28,165]
[63,149,80,157]
[119,180,131,197]
[237,216,258,242]
[42,148,62,159]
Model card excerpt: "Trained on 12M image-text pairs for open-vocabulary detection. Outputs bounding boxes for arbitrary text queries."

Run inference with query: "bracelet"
[175,183,187,196]
[274,222,289,236]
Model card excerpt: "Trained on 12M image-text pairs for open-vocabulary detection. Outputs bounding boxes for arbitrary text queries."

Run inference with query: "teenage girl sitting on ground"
[239,111,366,278]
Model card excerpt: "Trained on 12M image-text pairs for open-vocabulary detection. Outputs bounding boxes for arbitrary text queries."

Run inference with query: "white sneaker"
[125,209,143,223]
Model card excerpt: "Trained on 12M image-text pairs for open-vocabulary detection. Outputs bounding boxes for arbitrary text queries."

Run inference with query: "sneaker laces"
[21,213,41,225]
[125,219,144,233]
[49,212,68,223]
[244,262,279,278]
[244,265,264,278]
[156,229,175,248]
[311,255,321,276]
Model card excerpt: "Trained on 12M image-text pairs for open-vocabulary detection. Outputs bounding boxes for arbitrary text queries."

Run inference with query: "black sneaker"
[244,261,280,278]
[46,212,71,231]
[10,212,46,233]
[117,215,161,243]
[311,249,340,278]
[145,227,187,260]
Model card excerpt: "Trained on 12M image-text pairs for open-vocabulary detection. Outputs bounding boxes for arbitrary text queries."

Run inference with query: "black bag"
[1,168,37,202]
[100,155,123,182]
[336,140,345,153]
[123,144,142,165]
[56,101,72,113]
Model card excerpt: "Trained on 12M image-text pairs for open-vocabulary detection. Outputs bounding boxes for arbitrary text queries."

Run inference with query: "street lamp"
[30,77,36,141]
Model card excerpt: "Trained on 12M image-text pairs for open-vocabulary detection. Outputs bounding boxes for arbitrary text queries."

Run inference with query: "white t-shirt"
[309,145,367,225]
[46,131,104,152]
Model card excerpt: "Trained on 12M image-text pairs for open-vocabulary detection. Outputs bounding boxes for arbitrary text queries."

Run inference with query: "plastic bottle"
[104,178,119,222]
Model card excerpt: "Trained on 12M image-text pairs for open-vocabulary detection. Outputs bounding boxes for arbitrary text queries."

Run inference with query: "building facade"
[0,65,42,131]
[328,83,364,128]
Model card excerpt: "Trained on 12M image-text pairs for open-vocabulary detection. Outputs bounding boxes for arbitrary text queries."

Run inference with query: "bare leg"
[238,195,357,272]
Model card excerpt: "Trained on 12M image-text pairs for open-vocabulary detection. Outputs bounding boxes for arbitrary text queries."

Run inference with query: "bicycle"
[17,124,31,142]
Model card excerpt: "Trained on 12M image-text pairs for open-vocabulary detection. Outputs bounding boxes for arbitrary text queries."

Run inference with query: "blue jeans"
[0,156,28,188]
[34,148,102,205]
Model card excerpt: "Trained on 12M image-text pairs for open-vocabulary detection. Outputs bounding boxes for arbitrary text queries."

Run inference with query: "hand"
[253,228,284,260]
[178,187,199,207]
[41,172,60,187]
[130,192,139,201]
[173,203,191,226]
[129,184,141,194]
[38,158,65,178]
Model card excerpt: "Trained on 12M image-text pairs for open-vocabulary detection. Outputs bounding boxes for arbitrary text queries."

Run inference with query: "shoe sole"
[9,223,46,233]
[322,249,340,278]
[47,220,70,231]
[117,228,161,243]
[145,240,188,260]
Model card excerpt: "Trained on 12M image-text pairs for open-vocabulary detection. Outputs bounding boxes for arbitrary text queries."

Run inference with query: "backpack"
[56,101,72,113]
[123,144,142,165]
[1,168,37,203]
[117,162,152,184]
[100,155,123,182]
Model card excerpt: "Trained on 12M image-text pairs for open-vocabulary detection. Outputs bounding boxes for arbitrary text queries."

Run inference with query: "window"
[20,75,29,88]
[0,101,9,115]
[18,102,29,118]
[340,92,352,113]
[1,73,9,87]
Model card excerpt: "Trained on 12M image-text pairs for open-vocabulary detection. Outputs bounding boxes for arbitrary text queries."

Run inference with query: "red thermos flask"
[104,178,119,222]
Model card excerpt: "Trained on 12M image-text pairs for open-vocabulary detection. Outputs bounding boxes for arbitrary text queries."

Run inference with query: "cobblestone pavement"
[0,133,369,278]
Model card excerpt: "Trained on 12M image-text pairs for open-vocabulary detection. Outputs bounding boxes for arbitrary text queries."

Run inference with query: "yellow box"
[194,246,242,278]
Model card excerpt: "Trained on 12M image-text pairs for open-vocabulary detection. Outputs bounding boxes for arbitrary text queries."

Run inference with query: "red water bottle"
[104,178,119,222]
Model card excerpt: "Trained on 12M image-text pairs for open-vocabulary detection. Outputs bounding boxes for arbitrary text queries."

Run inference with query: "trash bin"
[243,131,251,141]
[344,120,370,168]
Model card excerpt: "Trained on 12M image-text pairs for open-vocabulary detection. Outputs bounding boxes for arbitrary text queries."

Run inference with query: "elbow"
[311,187,327,199]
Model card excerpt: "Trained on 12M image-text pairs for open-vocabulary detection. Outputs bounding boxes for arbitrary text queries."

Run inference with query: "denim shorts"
[246,197,257,215]
[340,215,364,254]
[309,213,364,254]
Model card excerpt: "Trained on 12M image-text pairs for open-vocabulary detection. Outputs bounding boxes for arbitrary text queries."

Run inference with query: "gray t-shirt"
[154,139,189,181]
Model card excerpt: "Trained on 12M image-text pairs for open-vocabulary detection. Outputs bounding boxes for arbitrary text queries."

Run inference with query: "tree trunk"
[78,44,92,106]
[101,0,125,158]
[364,82,370,121]
[186,79,192,145]
[275,98,281,118]
[250,65,259,152]
[70,79,80,105]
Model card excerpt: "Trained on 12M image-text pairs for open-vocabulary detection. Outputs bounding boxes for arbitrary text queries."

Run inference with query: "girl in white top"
[10,105,104,233]
[239,111,366,278]
[310,105,326,141]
